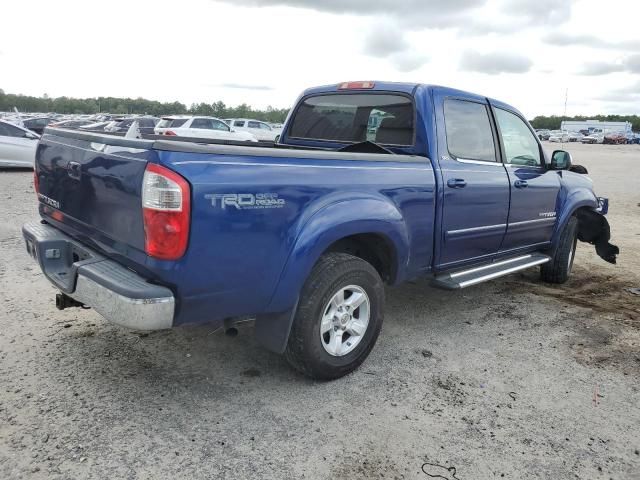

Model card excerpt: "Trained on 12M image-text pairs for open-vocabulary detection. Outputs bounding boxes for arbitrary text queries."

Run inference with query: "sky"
[1,0,639,118]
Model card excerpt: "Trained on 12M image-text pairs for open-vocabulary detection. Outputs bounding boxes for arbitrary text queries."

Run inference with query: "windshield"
[288,93,414,145]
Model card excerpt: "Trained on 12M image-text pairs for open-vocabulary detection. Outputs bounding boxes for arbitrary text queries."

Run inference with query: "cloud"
[392,52,430,72]
[459,50,532,74]
[579,62,626,76]
[626,54,640,73]
[595,82,640,104]
[578,54,640,76]
[362,22,409,57]
[218,0,485,26]
[214,0,574,36]
[506,0,572,24]
[362,22,429,72]
[463,0,573,35]
[544,32,640,51]
[217,83,274,90]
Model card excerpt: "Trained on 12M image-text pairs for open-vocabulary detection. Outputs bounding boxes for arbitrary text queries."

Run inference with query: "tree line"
[0,89,290,123]
[530,114,640,132]
[3,89,638,131]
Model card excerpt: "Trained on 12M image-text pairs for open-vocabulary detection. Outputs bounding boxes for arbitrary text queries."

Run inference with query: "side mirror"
[551,150,572,170]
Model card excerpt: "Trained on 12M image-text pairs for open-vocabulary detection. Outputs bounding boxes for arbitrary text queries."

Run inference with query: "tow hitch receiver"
[55,293,84,310]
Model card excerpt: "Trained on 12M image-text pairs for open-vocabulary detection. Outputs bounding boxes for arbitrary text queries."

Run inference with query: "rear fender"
[255,196,410,353]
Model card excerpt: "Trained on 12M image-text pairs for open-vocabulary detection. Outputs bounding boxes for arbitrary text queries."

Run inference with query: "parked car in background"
[156,116,257,142]
[225,118,281,141]
[548,130,569,143]
[628,133,640,144]
[535,129,551,140]
[581,133,604,144]
[104,117,159,135]
[154,116,190,135]
[48,119,95,130]
[603,132,627,145]
[22,117,56,135]
[78,121,111,131]
[0,120,39,168]
[568,132,584,142]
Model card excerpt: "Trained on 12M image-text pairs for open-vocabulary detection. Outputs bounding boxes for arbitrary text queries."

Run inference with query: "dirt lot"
[1,143,639,479]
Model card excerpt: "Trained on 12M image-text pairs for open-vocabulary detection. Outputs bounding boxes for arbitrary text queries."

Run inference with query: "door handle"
[514,180,528,189]
[447,178,467,189]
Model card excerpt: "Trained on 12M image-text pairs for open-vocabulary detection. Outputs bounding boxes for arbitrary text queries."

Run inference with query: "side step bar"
[432,253,551,290]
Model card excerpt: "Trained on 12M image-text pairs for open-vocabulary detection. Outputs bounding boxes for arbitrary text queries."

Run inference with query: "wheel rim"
[320,285,370,357]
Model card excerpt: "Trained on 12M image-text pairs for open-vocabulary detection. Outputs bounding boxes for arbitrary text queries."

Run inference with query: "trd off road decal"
[205,193,285,210]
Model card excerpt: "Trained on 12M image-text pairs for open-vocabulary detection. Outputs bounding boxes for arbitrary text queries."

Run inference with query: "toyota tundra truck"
[23,81,618,380]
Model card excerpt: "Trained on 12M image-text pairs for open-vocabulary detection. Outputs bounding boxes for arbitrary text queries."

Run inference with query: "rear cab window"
[288,93,415,146]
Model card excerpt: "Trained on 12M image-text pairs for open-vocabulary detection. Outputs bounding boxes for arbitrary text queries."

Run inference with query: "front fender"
[266,196,410,314]
[552,185,598,247]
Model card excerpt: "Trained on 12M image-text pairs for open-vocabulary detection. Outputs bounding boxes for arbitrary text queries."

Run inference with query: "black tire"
[284,253,385,380]
[541,216,578,284]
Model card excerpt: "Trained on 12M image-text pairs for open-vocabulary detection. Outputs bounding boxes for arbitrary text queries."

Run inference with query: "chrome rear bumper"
[22,221,174,330]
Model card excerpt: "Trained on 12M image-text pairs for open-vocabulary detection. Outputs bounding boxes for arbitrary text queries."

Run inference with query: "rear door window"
[443,99,496,162]
[288,93,414,145]
[248,121,261,128]
[233,120,245,127]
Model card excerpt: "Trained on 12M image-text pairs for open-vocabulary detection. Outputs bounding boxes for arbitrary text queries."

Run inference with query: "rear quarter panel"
[163,151,436,326]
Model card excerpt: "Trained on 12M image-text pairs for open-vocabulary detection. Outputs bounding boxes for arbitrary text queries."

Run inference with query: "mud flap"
[255,302,298,354]
[576,209,619,264]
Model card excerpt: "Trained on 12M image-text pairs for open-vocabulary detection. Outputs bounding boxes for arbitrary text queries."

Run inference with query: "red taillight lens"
[142,163,190,260]
[164,130,177,136]
[33,169,39,194]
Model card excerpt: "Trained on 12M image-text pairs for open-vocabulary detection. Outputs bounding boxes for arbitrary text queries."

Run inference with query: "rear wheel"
[284,253,384,380]
[541,216,578,284]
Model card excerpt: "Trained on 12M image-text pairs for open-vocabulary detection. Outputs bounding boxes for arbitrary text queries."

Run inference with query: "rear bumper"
[22,221,174,330]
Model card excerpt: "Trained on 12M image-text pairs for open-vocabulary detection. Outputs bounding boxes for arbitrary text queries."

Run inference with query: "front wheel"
[541,216,578,284]
[284,253,385,380]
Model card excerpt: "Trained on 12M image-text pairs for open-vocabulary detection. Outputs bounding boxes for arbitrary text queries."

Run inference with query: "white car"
[155,116,257,142]
[225,118,281,142]
[581,133,604,144]
[0,120,39,168]
[568,131,584,142]
[548,130,569,143]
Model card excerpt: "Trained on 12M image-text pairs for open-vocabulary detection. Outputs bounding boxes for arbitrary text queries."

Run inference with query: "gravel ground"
[1,143,639,479]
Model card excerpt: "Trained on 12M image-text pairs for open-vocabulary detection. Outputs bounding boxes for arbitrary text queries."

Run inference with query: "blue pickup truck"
[23,81,618,379]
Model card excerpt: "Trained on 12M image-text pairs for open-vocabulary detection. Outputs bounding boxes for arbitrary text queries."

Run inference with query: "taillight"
[33,169,39,194]
[164,130,177,136]
[142,163,190,260]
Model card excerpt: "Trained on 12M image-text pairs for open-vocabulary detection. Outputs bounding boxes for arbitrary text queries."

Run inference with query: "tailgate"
[35,129,156,252]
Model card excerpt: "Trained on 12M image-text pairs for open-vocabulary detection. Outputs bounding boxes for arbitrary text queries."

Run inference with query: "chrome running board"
[432,253,551,290]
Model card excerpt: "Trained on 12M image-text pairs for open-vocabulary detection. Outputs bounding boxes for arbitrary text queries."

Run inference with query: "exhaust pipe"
[55,293,84,310]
